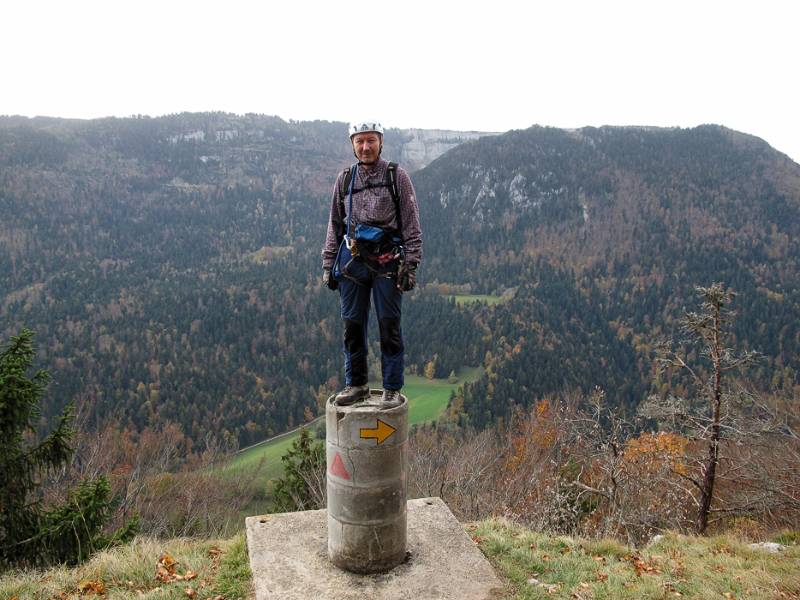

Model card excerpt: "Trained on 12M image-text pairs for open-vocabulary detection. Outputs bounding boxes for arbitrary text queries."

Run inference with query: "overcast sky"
[3,0,798,162]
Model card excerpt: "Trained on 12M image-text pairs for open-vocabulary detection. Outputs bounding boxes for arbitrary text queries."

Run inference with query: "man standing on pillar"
[321,121,422,406]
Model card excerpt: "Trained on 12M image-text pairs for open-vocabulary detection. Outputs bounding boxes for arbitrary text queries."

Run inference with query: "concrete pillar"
[326,389,408,574]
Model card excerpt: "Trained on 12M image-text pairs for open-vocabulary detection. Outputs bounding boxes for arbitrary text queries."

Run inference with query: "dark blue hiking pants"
[338,261,404,391]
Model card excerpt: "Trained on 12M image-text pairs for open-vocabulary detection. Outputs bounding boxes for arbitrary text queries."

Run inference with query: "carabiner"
[345,235,359,258]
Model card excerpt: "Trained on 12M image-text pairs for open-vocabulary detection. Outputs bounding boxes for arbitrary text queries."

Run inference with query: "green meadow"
[224,366,482,486]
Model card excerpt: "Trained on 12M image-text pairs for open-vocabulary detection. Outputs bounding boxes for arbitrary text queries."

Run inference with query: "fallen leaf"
[623,553,661,576]
[156,553,180,583]
[159,554,178,571]
[185,587,197,598]
[208,545,223,572]
[77,580,106,595]
[184,570,198,581]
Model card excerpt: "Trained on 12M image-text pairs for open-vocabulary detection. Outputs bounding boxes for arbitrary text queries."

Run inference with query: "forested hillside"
[0,114,485,446]
[414,125,800,426]
[2,115,798,445]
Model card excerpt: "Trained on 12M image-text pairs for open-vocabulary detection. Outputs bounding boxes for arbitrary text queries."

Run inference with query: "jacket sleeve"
[397,168,422,266]
[321,172,345,269]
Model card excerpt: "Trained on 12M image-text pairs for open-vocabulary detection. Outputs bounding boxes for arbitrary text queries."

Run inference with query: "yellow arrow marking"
[359,419,397,445]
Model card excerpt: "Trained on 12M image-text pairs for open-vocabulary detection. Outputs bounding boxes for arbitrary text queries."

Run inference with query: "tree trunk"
[696,302,723,534]
[696,427,720,533]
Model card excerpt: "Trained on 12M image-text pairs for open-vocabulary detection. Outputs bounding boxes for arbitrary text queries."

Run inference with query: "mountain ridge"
[1,114,798,444]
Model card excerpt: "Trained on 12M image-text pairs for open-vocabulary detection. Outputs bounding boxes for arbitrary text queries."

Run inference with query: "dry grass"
[4,520,797,599]
[470,518,800,599]
[0,534,252,599]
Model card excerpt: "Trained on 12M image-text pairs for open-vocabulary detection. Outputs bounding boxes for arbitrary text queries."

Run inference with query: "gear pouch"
[332,237,370,284]
[354,223,387,243]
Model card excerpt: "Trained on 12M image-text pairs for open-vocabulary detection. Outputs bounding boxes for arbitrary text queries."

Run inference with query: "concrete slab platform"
[245,497,505,600]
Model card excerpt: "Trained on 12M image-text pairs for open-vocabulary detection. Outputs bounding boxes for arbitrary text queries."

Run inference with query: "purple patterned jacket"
[321,158,422,269]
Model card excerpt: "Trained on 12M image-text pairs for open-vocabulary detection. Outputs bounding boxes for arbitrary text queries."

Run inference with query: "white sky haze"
[3,0,799,162]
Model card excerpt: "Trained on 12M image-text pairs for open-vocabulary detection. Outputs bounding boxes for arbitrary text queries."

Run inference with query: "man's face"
[352,132,382,164]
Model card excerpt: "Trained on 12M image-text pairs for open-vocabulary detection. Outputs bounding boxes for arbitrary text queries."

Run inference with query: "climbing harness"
[332,162,406,287]
[338,162,402,233]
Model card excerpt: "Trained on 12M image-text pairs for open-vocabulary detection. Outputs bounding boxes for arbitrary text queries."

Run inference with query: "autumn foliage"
[409,388,800,543]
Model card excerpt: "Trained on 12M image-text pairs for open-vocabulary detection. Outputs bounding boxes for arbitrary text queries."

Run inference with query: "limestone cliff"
[392,129,498,171]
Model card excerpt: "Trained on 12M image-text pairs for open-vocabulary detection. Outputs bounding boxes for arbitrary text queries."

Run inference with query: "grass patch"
[469,518,800,599]
[221,366,483,515]
[225,424,320,479]
[213,534,252,599]
[227,366,482,477]
[772,530,800,546]
[0,534,252,599]
[400,372,470,425]
[6,517,796,599]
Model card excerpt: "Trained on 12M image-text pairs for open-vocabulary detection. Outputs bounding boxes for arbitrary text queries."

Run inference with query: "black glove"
[323,268,338,291]
[398,263,417,292]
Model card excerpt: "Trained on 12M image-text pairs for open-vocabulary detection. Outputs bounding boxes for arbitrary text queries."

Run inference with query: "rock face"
[393,129,498,172]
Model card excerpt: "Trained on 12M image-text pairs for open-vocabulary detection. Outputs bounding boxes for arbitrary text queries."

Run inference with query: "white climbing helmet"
[349,120,384,138]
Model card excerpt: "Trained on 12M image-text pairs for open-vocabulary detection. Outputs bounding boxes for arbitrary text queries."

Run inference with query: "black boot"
[335,384,370,405]
[381,389,403,408]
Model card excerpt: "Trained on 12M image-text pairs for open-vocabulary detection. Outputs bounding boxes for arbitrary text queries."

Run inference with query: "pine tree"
[271,428,325,512]
[0,329,138,568]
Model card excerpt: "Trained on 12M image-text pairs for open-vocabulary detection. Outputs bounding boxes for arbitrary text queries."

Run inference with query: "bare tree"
[641,283,760,534]
[44,415,260,539]
[408,425,502,521]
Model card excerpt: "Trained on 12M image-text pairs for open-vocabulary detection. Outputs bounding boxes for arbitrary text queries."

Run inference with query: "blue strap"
[345,164,358,242]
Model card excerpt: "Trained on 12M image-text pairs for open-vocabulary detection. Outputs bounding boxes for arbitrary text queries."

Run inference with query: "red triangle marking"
[330,452,350,480]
